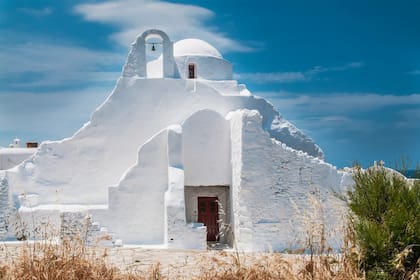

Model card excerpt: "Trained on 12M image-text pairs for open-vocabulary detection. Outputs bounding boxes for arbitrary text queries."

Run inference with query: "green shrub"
[348,166,420,279]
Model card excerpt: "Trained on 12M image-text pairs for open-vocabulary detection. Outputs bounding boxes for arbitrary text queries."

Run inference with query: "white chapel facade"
[0,30,353,250]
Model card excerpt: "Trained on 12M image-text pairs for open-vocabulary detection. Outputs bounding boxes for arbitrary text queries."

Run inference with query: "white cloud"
[0,39,124,89]
[296,115,375,133]
[256,91,420,137]
[18,7,53,16]
[235,72,307,83]
[0,87,111,142]
[347,62,364,68]
[258,91,420,114]
[330,61,364,71]
[73,0,253,52]
[398,108,420,119]
[407,70,420,75]
[306,62,364,75]
[0,37,119,144]
[236,62,364,84]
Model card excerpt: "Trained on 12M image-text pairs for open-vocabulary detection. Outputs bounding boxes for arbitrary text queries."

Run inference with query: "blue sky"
[0,0,419,168]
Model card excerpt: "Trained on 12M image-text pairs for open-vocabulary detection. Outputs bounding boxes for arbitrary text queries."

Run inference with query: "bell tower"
[122,29,176,78]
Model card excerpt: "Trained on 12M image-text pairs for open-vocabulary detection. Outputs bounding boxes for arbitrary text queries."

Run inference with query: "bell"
[151,43,156,51]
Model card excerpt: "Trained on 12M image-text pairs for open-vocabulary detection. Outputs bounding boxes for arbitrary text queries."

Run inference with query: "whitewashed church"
[0,30,354,251]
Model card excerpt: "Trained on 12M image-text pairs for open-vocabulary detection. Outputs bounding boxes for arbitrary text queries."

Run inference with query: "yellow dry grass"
[0,240,362,279]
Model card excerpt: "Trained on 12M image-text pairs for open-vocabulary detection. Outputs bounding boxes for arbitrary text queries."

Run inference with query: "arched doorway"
[182,109,233,245]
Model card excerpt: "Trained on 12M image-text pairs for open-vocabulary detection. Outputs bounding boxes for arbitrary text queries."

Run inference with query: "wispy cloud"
[236,62,364,83]
[18,7,53,16]
[254,91,420,168]
[398,108,420,119]
[73,0,254,52]
[0,36,117,144]
[326,62,364,71]
[259,91,420,113]
[2,0,254,94]
[0,87,110,143]
[407,70,420,75]
[0,38,123,91]
[257,91,420,136]
[235,72,307,83]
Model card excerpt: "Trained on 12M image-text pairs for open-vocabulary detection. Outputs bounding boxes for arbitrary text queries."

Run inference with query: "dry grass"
[0,240,363,280]
[192,251,294,280]
[289,187,363,280]
[0,240,151,280]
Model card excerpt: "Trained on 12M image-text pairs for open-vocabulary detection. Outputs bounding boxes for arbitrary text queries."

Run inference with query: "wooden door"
[197,197,219,241]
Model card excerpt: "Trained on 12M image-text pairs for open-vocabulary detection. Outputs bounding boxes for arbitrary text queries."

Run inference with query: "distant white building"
[0,30,354,250]
[0,138,37,171]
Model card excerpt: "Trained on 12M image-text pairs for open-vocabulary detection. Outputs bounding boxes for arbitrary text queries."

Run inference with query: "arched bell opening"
[140,29,175,78]
[123,29,176,78]
[145,35,164,78]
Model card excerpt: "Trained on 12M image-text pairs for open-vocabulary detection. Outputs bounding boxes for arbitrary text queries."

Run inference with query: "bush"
[348,166,420,279]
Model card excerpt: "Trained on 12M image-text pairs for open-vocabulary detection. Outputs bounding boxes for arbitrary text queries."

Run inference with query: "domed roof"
[173,39,222,58]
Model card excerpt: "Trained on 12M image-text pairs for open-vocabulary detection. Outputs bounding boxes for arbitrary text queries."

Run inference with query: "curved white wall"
[106,128,170,244]
[175,56,232,80]
[182,109,231,186]
[229,109,350,251]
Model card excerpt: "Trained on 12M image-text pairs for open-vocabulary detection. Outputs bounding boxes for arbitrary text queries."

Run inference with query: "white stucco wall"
[0,148,36,170]
[227,110,249,250]
[182,109,231,186]
[99,125,207,248]
[5,78,321,206]
[175,56,232,80]
[166,126,207,250]
[231,110,352,251]
[0,172,9,238]
[105,128,170,244]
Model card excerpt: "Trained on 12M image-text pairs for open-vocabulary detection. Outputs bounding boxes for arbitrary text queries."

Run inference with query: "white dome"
[174,39,222,58]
